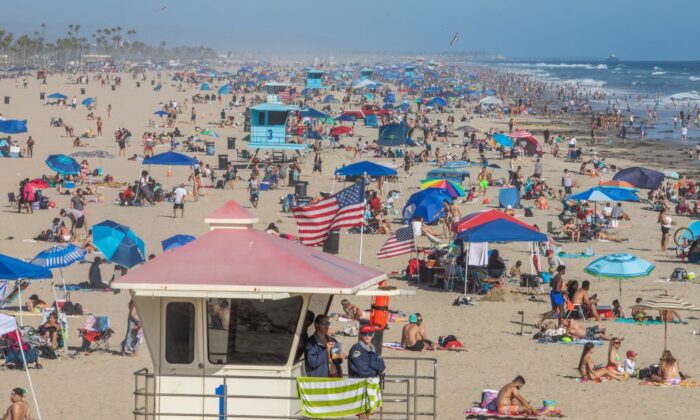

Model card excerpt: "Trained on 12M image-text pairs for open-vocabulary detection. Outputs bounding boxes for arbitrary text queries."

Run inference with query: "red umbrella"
[330,126,353,136]
[28,179,49,189]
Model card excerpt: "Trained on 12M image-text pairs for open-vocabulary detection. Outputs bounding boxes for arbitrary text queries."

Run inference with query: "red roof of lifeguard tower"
[113,200,385,295]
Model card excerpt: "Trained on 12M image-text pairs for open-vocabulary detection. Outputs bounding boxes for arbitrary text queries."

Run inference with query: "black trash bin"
[218,154,228,170]
[4,96,9,104]
[136,82,141,88]
[323,230,340,254]
[111,85,116,91]
[151,80,155,86]
[295,181,308,198]
[80,88,85,95]
[227,137,236,150]
[39,92,45,100]
[243,122,251,132]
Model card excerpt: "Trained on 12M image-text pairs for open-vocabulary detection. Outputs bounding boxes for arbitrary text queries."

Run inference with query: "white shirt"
[411,220,422,237]
[569,137,576,147]
[623,358,635,374]
[682,127,688,136]
[174,187,187,204]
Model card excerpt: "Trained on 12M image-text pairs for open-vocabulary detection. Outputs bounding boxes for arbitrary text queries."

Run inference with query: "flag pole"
[359,175,367,264]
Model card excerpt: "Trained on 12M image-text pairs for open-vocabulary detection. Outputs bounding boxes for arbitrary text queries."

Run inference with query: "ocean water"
[491,60,700,142]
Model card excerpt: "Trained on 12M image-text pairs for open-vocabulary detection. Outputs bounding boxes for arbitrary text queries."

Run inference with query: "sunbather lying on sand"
[561,318,612,341]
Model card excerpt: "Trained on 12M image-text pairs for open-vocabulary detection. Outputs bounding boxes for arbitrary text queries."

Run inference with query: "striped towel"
[296,377,382,418]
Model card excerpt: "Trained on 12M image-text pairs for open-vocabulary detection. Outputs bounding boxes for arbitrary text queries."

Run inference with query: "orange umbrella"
[599,180,638,191]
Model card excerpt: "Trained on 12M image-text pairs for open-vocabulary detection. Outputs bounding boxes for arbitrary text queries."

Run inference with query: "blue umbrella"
[93,221,145,269]
[568,188,614,202]
[154,110,168,117]
[585,253,655,304]
[493,133,513,148]
[30,244,86,269]
[300,107,330,119]
[47,93,67,100]
[45,154,80,175]
[402,188,452,224]
[162,235,196,252]
[81,97,94,106]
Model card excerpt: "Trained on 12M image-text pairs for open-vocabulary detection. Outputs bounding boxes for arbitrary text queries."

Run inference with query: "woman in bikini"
[578,342,623,381]
[607,337,624,374]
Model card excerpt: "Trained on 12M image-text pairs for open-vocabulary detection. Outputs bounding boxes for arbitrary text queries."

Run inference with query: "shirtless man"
[658,309,683,323]
[2,388,31,420]
[572,280,601,321]
[401,313,438,351]
[495,376,537,416]
[560,318,612,341]
[651,350,682,385]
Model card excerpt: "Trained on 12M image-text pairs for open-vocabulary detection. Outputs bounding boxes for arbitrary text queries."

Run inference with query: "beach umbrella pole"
[664,320,668,351]
[18,283,23,326]
[16,325,42,420]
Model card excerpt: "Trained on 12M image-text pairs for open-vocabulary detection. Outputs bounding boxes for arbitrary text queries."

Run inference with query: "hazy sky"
[1,0,697,60]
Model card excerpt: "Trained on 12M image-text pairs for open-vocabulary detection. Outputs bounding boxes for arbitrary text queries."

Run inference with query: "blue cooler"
[259,182,270,191]
[540,272,550,284]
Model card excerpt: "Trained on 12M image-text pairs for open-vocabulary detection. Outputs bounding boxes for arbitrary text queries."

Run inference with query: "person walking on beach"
[120,300,142,356]
[96,117,103,136]
[173,183,187,218]
[658,208,673,251]
[3,387,31,420]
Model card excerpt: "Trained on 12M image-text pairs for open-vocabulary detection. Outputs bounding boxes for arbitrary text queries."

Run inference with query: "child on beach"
[624,350,637,376]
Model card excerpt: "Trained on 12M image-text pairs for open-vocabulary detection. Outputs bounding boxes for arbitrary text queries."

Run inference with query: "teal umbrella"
[493,133,513,148]
[663,170,679,180]
[93,221,145,269]
[584,253,655,304]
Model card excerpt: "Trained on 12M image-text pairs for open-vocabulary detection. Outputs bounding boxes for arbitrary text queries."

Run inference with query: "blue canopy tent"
[0,120,28,134]
[335,161,397,177]
[47,93,67,100]
[300,107,331,119]
[613,167,664,189]
[217,84,232,94]
[403,188,452,224]
[426,97,447,107]
[143,151,197,166]
[323,95,338,104]
[365,114,378,128]
[378,122,410,146]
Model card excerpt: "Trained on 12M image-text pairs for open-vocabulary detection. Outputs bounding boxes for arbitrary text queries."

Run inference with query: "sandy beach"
[1,69,700,420]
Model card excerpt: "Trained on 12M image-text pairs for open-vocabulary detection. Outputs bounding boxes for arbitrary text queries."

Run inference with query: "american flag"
[377,225,415,259]
[292,181,365,246]
[279,88,296,104]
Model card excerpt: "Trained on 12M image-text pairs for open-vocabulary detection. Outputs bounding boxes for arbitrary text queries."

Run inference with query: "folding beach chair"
[78,316,114,352]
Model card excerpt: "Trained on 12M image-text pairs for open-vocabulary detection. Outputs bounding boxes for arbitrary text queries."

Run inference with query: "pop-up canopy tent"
[452,210,547,295]
[613,167,664,190]
[143,151,197,166]
[509,131,542,156]
[378,122,409,146]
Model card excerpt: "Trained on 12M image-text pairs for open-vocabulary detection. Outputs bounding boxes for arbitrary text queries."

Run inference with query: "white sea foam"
[690,76,700,81]
[664,90,700,102]
[558,78,607,87]
[651,71,667,75]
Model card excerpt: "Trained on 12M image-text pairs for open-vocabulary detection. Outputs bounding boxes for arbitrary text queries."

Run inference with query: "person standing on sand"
[173,183,187,218]
[658,208,673,251]
[121,300,142,356]
[3,387,31,420]
[25,136,34,158]
[96,117,102,137]
[107,104,112,118]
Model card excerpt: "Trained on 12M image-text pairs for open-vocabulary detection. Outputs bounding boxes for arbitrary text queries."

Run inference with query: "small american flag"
[377,225,415,259]
[279,88,296,104]
[293,181,365,246]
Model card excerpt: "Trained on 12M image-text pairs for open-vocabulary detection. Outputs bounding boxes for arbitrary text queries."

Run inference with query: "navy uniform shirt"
[348,341,386,378]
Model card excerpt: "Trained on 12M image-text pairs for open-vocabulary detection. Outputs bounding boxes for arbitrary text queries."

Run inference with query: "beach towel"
[614,318,687,325]
[537,337,603,346]
[296,377,381,418]
[557,252,595,259]
[465,407,564,418]
[639,380,699,388]
[382,342,406,351]
[468,242,488,266]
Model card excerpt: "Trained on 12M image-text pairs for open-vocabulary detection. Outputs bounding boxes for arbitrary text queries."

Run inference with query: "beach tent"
[426,97,447,107]
[452,210,547,294]
[509,131,542,156]
[498,187,520,208]
[143,151,197,166]
[364,114,378,127]
[323,94,338,104]
[335,161,397,177]
[200,83,210,91]
[378,122,409,146]
[162,234,196,252]
[613,167,664,189]
[300,107,330,119]
[217,84,232,94]
[0,120,28,134]
[403,188,452,224]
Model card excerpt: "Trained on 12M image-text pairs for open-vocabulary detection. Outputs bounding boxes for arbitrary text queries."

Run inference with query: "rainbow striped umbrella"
[420,178,465,198]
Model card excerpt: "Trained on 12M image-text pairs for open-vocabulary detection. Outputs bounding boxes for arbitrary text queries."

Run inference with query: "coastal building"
[305,69,325,89]
[247,102,303,150]
[261,81,291,104]
[360,67,374,80]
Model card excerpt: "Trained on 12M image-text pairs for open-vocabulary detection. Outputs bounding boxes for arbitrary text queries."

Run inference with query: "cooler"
[206,142,215,156]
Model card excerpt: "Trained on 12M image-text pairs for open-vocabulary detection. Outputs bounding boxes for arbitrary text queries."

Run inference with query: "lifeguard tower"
[360,68,374,80]
[248,102,304,150]
[113,201,436,419]
[404,65,416,78]
[262,82,291,104]
[305,69,325,89]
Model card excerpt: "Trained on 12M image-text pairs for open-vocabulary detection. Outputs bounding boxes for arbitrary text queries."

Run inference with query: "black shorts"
[75,216,85,229]
[564,186,572,194]
[406,339,432,351]
[174,203,184,210]
[661,226,670,235]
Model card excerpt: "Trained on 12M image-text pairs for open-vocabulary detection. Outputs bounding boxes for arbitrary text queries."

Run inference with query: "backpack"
[670,267,688,282]
[524,207,534,217]
[62,294,83,316]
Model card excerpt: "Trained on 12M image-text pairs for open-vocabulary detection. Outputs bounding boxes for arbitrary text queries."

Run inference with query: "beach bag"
[62,293,83,316]
[480,389,498,411]
[524,207,534,217]
[438,335,462,348]
[670,267,688,282]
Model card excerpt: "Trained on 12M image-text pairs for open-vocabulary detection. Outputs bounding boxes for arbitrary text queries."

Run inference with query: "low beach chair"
[78,315,114,352]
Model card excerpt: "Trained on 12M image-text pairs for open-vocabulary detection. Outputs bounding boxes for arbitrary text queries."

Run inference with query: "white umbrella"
[631,292,700,349]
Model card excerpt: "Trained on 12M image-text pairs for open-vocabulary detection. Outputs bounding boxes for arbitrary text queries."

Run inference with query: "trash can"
[243,122,251,132]
[323,230,340,255]
[80,88,85,95]
[4,96,9,104]
[227,137,236,150]
[39,92,45,100]
[218,154,228,170]
[111,85,116,91]
[295,181,308,198]
[136,82,141,88]
[206,142,215,156]
[151,80,155,86]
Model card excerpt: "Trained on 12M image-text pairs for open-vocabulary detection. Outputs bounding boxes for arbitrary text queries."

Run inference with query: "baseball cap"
[12,388,26,397]
[626,350,638,358]
[360,325,375,335]
[409,313,418,324]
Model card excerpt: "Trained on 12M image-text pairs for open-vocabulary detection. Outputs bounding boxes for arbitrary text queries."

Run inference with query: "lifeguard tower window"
[165,302,195,364]
[207,296,303,365]
[268,111,288,126]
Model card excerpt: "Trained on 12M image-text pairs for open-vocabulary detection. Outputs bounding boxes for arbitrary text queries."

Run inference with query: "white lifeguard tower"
[113,201,436,420]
